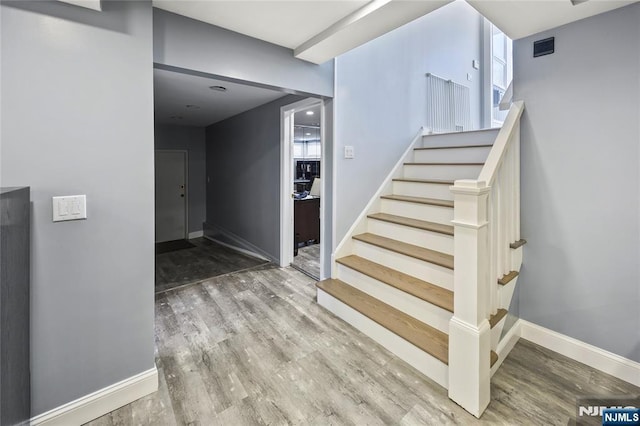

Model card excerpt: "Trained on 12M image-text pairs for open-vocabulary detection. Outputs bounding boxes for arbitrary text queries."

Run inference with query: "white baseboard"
[203,222,275,263]
[491,319,522,377]
[188,230,204,239]
[520,320,640,388]
[31,367,158,426]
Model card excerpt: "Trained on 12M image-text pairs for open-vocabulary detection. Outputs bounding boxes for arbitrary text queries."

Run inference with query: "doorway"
[280,98,324,280]
[155,150,188,243]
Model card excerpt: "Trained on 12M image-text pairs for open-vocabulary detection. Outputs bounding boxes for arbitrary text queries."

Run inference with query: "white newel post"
[448,180,491,418]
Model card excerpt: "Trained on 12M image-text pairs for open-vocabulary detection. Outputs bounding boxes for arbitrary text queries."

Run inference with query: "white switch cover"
[467,73,473,81]
[472,60,480,70]
[344,145,355,159]
[53,195,87,222]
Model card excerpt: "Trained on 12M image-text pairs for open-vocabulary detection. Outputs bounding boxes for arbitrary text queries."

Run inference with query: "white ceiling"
[153,68,287,127]
[152,0,368,49]
[153,0,638,64]
[294,104,322,127]
[467,0,638,40]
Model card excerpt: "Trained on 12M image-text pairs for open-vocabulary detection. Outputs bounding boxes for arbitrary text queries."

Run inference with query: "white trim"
[188,230,203,239]
[203,222,274,263]
[31,367,158,426]
[279,97,323,269]
[491,319,522,376]
[333,127,424,264]
[520,320,640,388]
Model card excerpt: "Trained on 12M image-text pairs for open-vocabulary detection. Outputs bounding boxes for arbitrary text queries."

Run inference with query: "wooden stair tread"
[498,271,519,286]
[415,144,493,150]
[489,309,508,328]
[367,213,454,236]
[404,162,484,166]
[317,278,449,364]
[491,351,498,368]
[353,233,454,270]
[336,255,453,312]
[380,194,454,208]
[392,178,455,185]
[510,239,527,249]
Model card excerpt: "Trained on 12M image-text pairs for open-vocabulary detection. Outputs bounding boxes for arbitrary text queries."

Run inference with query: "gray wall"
[514,4,640,362]
[334,1,484,241]
[155,124,206,234]
[153,8,334,98]
[1,0,155,415]
[205,95,304,261]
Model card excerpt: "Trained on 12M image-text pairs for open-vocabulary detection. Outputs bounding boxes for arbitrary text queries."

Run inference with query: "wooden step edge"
[489,309,508,329]
[490,351,498,368]
[353,233,454,270]
[336,255,454,313]
[367,213,454,236]
[380,194,454,208]
[316,278,449,364]
[498,271,519,286]
[510,239,527,249]
[414,144,493,151]
[404,162,485,166]
[392,178,455,185]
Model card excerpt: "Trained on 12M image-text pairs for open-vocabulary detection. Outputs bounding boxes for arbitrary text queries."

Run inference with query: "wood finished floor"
[291,244,320,279]
[155,238,268,294]
[88,264,640,425]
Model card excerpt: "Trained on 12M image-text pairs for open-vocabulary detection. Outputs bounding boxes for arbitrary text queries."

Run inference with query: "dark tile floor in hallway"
[88,263,640,425]
[155,237,268,293]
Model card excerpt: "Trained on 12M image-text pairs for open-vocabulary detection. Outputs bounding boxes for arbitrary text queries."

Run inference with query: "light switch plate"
[53,195,87,222]
[344,145,355,159]
[472,59,480,70]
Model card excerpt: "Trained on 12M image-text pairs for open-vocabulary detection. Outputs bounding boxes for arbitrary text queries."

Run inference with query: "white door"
[155,151,187,243]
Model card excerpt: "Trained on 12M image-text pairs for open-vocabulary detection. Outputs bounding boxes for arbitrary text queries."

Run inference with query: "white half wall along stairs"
[318,101,526,418]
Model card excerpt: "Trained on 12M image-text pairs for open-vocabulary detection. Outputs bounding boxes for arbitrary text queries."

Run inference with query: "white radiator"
[425,73,471,133]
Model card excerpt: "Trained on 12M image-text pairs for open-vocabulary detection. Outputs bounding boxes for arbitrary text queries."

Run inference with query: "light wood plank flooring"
[291,244,320,279]
[87,264,639,425]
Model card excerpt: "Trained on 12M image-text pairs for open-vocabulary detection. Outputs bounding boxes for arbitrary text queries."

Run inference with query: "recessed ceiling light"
[306,111,314,116]
[209,85,227,92]
[305,133,311,136]
[185,104,200,109]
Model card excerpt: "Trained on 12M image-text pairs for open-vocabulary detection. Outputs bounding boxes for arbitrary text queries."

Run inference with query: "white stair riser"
[381,198,453,226]
[498,277,518,309]
[421,129,499,148]
[353,240,453,290]
[367,219,454,255]
[404,164,483,180]
[392,181,454,201]
[491,316,507,350]
[336,264,452,333]
[317,289,449,388]
[413,146,492,163]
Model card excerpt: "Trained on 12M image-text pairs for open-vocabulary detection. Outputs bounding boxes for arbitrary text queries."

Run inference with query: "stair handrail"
[478,100,524,185]
[447,100,525,418]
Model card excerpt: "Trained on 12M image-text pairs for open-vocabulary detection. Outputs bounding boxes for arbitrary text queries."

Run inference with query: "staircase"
[317,102,525,418]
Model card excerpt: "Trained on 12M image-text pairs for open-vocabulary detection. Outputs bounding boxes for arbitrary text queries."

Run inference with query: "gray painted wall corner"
[1,0,156,415]
[514,3,640,362]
